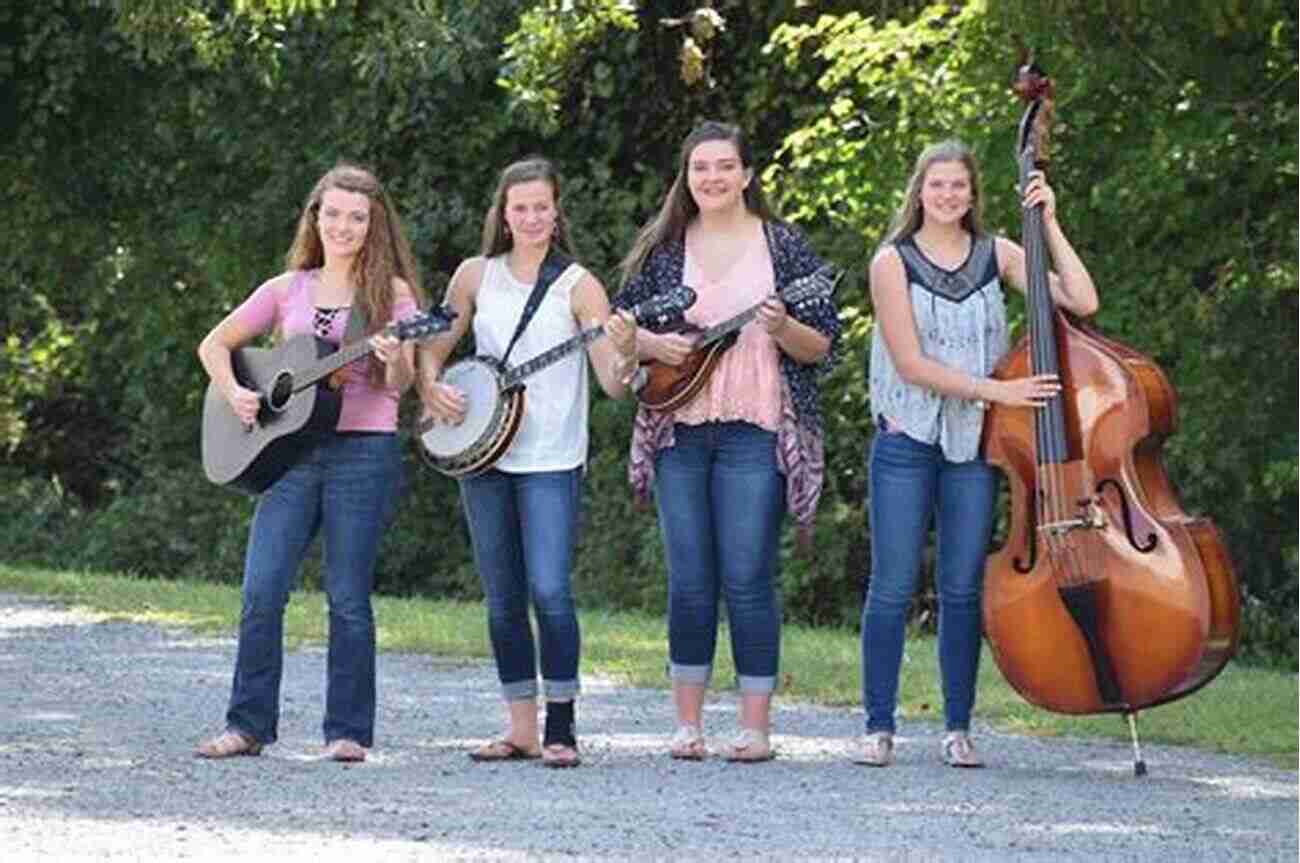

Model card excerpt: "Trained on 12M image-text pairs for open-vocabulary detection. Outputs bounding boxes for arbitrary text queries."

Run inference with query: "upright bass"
[980,65,1241,775]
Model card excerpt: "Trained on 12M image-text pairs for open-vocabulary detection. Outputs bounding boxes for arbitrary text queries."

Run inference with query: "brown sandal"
[195,729,262,759]
[468,739,541,762]
[541,743,581,768]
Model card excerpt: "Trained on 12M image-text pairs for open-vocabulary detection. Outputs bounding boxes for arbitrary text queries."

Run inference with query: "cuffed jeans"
[226,432,400,748]
[862,424,996,733]
[654,421,785,694]
[459,467,582,702]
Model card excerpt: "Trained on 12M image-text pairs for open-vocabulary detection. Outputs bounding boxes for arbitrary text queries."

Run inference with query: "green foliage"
[2,0,1295,669]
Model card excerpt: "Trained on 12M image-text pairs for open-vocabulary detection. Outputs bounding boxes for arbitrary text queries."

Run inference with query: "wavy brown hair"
[619,120,776,286]
[286,163,424,381]
[480,156,576,258]
[884,139,986,244]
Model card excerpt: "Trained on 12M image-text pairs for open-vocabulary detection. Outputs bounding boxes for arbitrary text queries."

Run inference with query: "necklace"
[913,233,971,272]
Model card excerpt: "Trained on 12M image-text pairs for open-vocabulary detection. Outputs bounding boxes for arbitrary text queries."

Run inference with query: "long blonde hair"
[286,163,424,357]
[884,140,986,243]
[479,157,576,258]
[619,120,775,286]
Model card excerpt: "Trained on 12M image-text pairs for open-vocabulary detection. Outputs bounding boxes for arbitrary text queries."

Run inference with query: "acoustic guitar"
[636,265,842,412]
[201,307,456,493]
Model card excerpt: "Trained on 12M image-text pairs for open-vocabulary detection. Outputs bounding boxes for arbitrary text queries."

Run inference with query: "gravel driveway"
[1,592,1295,862]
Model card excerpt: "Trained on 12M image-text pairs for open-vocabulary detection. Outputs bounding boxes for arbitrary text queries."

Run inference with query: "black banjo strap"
[499,246,574,369]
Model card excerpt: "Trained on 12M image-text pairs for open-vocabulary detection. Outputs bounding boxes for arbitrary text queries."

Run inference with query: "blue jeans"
[459,467,582,702]
[862,423,996,733]
[654,421,785,694]
[226,432,400,747]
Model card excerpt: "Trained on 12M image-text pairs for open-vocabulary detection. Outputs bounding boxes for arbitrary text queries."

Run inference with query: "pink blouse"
[673,237,783,430]
[232,269,416,432]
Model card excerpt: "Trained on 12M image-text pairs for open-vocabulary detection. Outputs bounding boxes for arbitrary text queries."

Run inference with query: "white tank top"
[472,254,589,472]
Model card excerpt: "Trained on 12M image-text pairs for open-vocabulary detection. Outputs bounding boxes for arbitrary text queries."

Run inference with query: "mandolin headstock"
[633,285,697,333]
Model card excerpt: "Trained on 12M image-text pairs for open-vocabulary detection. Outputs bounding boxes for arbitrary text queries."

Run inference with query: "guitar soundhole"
[266,370,294,413]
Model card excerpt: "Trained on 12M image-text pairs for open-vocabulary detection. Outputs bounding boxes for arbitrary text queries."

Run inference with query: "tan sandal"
[324,739,367,763]
[669,724,708,761]
[851,732,894,767]
[941,731,984,768]
[195,729,262,759]
[468,739,541,762]
[723,728,773,763]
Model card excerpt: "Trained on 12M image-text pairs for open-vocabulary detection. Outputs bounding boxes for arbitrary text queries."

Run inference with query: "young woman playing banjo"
[613,121,841,762]
[417,156,638,769]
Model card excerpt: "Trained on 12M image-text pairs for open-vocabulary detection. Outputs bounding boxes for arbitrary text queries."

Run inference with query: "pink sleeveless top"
[232,269,417,432]
[673,237,783,430]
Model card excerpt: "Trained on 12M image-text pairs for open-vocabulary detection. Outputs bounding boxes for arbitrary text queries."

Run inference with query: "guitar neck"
[501,327,603,389]
[293,335,380,393]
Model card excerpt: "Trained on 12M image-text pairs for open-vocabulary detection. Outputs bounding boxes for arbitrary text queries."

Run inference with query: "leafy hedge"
[2,1,1294,668]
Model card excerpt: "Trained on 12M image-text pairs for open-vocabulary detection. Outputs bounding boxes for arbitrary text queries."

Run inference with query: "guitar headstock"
[633,285,697,333]
[781,264,842,306]
[393,306,458,342]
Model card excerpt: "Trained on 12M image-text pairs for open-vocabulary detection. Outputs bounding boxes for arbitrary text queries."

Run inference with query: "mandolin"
[636,265,841,412]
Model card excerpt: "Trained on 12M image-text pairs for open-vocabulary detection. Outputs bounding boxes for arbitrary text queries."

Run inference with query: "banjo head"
[419,358,504,458]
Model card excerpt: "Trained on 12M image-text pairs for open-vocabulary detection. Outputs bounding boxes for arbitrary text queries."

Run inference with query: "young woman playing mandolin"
[859,139,1097,768]
[417,157,638,769]
[613,121,841,762]
[195,163,425,762]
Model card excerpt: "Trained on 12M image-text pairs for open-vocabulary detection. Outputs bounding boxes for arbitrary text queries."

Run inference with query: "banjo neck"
[499,326,605,390]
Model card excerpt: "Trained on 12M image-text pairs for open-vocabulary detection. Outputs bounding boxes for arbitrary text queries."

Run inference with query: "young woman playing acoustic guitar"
[613,121,841,762]
[417,157,637,768]
[195,163,425,762]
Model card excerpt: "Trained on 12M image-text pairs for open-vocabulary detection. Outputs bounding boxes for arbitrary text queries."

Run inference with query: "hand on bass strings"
[1021,170,1057,223]
[992,372,1061,408]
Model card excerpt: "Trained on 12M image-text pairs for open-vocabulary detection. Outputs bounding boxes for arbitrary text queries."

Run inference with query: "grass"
[2,562,1295,768]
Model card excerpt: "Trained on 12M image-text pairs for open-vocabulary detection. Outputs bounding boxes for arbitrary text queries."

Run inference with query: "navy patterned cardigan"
[612,220,842,539]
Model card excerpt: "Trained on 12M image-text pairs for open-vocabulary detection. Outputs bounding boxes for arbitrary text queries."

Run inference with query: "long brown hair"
[286,163,425,356]
[479,157,576,258]
[619,120,776,286]
[884,139,986,243]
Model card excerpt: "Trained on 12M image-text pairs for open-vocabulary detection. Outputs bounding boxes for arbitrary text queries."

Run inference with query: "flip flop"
[195,729,262,759]
[468,740,541,762]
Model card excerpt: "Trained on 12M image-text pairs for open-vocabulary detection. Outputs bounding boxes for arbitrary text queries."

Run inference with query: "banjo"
[416,285,695,477]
